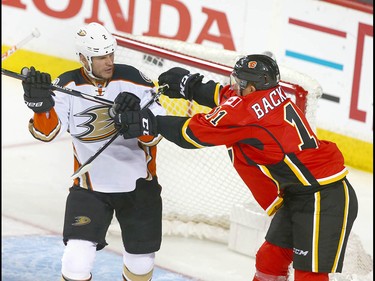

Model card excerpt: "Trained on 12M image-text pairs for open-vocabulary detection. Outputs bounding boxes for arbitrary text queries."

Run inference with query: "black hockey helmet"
[231,54,280,91]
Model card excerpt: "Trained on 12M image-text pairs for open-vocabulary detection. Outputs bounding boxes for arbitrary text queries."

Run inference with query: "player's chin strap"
[70,85,167,180]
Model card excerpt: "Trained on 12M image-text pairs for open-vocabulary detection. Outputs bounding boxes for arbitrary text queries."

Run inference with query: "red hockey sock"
[294,269,328,281]
[252,241,293,280]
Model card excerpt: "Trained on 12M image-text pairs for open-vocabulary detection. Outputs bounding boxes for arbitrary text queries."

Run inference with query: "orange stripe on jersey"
[29,108,61,142]
[72,145,92,190]
[139,136,163,179]
[144,145,158,179]
[33,108,59,134]
[138,135,163,146]
[139,135,155,143]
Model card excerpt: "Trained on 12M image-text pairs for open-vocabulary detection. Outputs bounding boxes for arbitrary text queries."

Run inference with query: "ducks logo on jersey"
[72,105,117,142]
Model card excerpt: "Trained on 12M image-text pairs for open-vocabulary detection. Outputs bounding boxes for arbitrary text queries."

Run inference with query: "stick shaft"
[1,68,113,106]
[2,29,39,61]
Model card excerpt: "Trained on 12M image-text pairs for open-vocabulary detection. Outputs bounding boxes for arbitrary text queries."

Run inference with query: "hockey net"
[111,33,372,280]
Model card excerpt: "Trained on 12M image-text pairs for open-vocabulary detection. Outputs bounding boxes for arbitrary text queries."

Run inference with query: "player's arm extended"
[158,67,222,108]
[114,105,244,149]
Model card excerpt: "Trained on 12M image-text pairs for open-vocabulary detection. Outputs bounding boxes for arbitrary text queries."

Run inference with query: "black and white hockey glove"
[109,91,141,119]
[158,67,203,101]
[22,66,55,113]
[114,109,158,139]
[110,91,142,133]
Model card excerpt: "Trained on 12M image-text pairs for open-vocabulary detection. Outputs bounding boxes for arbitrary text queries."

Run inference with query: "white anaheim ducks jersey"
[28,65,166,193]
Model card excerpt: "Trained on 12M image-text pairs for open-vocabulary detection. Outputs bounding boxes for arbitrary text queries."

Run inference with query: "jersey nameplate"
[251,87,287,119]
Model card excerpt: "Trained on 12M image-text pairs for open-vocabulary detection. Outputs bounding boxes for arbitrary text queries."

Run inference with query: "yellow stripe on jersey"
[331,180,349,273]
[266,196,284,216]
[213,83,222,106]
[312,191,321,272]
[258,165,284,216]
[258,165,281,192]
[283,155,311,186]
[317,168,348,185]
[181,119,205,148]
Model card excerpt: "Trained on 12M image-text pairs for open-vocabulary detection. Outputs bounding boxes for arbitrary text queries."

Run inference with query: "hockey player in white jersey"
[21,22,166,281]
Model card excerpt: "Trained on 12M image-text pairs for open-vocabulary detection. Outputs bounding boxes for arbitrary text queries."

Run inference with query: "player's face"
[230,73,241,95]
[230,73,246,96]
[242,85,256,96]
[229,73,256,97]
[91,53,115,80]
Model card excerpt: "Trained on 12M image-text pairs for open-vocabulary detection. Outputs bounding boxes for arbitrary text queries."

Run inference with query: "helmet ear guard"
[232,54,280,91]
[75,22,117,79]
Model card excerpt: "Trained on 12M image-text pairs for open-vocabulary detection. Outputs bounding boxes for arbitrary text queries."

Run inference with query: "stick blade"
[70,163,93,180]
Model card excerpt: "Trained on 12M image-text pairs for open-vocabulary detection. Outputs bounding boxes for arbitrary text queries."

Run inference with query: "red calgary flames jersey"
[174,85,348,215]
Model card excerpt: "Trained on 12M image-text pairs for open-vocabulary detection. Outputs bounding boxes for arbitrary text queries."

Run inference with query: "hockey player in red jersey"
[113,54,358,281]
[21,22,165,281]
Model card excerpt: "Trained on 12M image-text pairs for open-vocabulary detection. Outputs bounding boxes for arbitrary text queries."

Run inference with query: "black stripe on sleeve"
[156,116,198,149]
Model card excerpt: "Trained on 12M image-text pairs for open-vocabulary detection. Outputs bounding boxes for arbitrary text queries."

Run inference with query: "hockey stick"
[70,85,167,180]
[1,68,113,106]
[2,28,41,61]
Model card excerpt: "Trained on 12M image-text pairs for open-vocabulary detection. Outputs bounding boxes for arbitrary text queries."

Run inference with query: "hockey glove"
[114,109,158,139]
[109,91,141,118]
[22,66,55,113]
[158,67,203,100]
